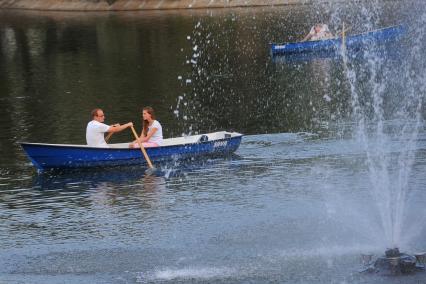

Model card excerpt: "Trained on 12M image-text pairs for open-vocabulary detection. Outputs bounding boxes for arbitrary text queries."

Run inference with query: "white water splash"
[335,2,425,248]
[137,266,236,282]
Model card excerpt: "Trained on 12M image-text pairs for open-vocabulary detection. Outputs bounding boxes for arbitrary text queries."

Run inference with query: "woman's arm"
[130,131,145,144]
[142,128,158,142]
[138,131,146,140]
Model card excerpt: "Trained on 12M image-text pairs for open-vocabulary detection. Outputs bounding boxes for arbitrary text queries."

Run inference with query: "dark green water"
[1,2,426,283]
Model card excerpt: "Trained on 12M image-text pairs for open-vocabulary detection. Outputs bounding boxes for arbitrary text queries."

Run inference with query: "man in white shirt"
[302,24,334,42]
[86,108,133,147]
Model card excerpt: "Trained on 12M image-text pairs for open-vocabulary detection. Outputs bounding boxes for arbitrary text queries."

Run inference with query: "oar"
[341,22,349,55]
[105,123,123,143]
[338,24,351,36]
[342,22,346,51]
[105,132,113,143]
[130,125,156,174]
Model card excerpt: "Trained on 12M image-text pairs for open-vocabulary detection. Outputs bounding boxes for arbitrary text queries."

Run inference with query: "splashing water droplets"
[329,1,426,249]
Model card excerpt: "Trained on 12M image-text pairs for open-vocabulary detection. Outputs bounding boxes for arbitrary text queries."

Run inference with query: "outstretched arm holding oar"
[86,108,133,147]
[105,123,133,143]
[107,122,133,133]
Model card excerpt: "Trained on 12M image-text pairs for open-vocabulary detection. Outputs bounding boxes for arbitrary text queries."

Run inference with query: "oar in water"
[130,125,156,175]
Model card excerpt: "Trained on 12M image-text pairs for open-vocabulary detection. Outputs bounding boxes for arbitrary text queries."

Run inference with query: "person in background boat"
[130,106,163,148]
[302,24,334,41]
[86,108,133,147]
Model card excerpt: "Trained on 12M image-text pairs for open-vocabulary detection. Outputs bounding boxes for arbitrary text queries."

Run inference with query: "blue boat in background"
[270,25,406,56]
[21,131,243,171]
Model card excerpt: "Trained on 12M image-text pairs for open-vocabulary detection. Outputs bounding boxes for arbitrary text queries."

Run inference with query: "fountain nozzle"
[385,248,400,258]
[360,248,423,275]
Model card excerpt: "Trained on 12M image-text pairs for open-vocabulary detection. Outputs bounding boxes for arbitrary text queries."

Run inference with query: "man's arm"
[108,122,133,133]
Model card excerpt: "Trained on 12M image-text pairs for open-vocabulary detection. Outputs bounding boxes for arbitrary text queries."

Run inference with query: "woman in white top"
[130,106,163,148]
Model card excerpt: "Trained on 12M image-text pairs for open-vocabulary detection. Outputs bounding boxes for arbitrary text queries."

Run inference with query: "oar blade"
[144,166,157,176]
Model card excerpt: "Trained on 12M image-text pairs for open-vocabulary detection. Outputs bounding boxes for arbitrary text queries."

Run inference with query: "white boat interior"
[108,131,242,149]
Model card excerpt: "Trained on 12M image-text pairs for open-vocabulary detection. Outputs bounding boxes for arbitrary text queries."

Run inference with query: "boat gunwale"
[19,133,244,151]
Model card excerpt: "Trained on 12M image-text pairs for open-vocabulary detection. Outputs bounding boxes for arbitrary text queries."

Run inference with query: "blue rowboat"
[270,25,406,55]
[271,43,405,63]
[21,131,243,171]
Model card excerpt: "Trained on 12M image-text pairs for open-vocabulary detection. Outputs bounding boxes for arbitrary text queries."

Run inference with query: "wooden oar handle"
[105,132,113,142]
[130,125,154,169]
[341,22,347,52]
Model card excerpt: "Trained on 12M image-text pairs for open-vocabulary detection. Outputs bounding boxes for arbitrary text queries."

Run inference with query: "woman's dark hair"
[142,106,156,136]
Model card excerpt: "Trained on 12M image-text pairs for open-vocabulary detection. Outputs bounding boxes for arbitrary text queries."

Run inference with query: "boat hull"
[271,25,406,55]
[21,132,242,170]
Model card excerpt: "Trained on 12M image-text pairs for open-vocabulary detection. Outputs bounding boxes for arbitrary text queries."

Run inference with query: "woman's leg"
[142,142,159,148]
[130,142,159,148]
